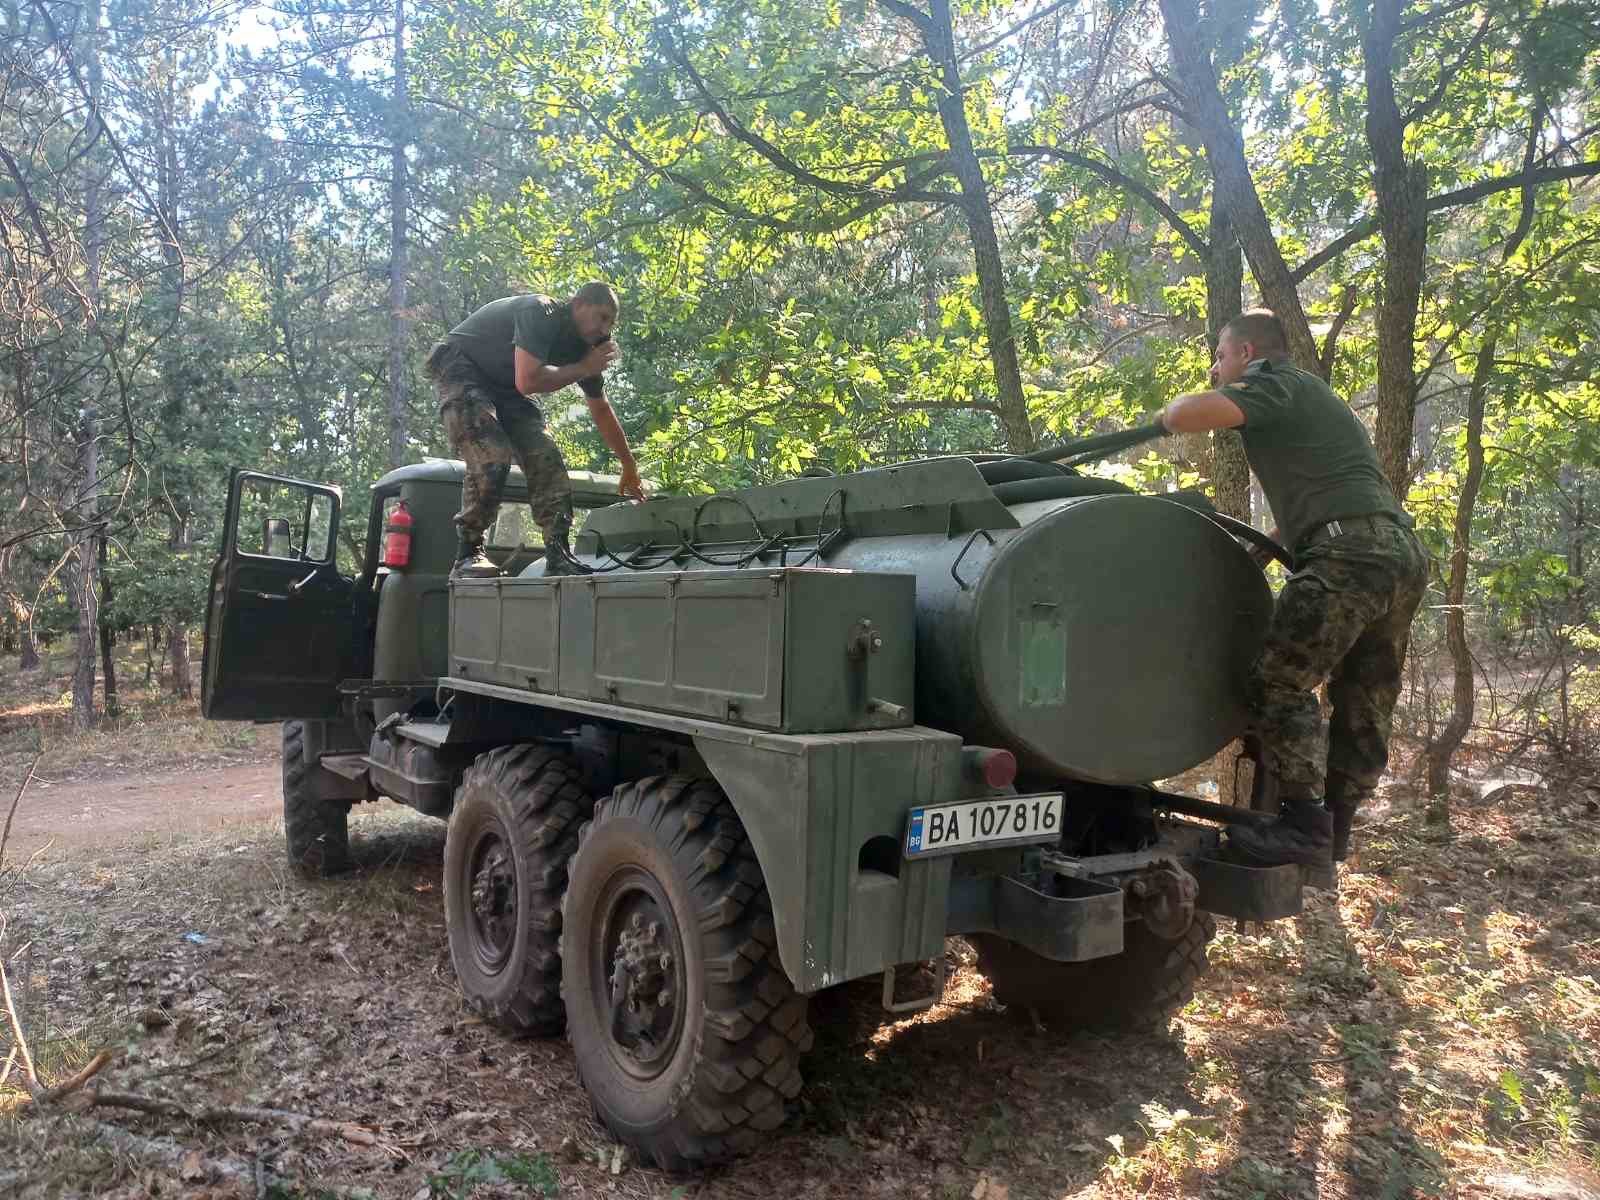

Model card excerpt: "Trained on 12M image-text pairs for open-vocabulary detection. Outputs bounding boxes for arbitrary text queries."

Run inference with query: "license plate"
[904,793,1063,859]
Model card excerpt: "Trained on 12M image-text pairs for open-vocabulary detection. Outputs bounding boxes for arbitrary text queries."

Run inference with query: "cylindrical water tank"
[825,494,1272,784]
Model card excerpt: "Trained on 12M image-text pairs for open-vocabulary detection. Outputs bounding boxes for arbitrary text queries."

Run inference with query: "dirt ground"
[2,750,1599,1200]
[1,762,282,859]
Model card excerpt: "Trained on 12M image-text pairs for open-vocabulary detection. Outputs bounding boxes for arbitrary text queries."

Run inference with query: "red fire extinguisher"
[382,500,413,568]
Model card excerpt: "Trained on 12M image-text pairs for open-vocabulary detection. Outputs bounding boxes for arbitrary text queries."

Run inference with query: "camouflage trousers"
[1250,518,1430,813]
[425,340,572,546]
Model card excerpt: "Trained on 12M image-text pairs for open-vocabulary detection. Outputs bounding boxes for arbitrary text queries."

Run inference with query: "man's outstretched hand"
[618,461,645,502]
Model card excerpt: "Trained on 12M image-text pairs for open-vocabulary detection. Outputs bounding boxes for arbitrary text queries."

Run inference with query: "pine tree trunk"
[168,623,192,699]
[98,534,118,720]
[167,515,193,698]
[387,0,410,468]
[16,607,40,672]
[70,0,105,732]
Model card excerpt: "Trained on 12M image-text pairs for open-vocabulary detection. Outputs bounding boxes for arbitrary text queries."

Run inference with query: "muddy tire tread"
[282,720,352,877]
[971,910,1217,1031]
[566,775,812,1171]
[447,743,592,1036]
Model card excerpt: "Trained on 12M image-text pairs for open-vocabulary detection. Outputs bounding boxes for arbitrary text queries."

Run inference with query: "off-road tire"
[970,912,1216,1032]
[444,744,593,1035]
[283,720,353,877]
[562,776,813,1171]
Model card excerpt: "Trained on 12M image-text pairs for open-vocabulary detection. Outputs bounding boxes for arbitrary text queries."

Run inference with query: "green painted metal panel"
[695,727,962,993]
[462,568,914,733]
[578,457,1017,553]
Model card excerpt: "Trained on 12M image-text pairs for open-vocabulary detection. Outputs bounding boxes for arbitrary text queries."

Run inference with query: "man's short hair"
[1222,309,1288,358]
[573,281,619,313]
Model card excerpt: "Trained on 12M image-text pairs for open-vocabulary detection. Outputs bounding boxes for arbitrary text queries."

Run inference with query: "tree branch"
[1006,144,1211,261]
[1405,17,1493,126]
[960,0,1076,61]
[662,24,959,204]
[875,0,934,34]
[1292,161,1600,282]
[1319,288,1358,376]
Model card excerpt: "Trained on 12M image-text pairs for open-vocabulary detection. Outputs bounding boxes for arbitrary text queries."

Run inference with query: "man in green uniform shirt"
[424,282,644,578]
[1152,309,1429,866]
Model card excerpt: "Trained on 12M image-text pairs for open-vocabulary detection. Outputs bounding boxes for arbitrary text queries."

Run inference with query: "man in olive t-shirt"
[422,283,644,577]
[1151,309,1429,867]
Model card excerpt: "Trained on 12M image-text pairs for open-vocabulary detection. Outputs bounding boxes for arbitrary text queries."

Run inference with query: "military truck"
[201,454,1315,1170]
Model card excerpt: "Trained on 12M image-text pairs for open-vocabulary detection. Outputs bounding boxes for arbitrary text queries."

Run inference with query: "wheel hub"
[467,835,516,971]
[601,887,684,1075]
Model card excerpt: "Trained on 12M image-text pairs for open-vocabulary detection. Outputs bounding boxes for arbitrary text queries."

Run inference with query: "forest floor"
[2,648,1600,1198]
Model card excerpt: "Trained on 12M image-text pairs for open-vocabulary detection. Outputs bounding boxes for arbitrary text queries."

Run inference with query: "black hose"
[976,458,1073,485]
[1010,423,1169,467]
[985,475,1296,570]
[989,476,1135,505]
[1201,511,1295,570]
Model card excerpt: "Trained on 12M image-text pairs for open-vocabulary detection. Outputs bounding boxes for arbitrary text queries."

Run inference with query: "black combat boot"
[1325,778,1359,862]
[541,535,593,577]
[450,539,499,580]
[1226,798,1333,868]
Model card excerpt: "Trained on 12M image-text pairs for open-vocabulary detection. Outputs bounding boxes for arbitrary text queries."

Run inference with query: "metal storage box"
[449,567,915,733]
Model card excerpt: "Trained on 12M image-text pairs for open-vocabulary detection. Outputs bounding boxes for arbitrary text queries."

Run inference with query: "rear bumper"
[946,847,1319,964]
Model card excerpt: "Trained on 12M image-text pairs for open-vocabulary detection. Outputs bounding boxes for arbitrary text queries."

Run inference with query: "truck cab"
[201,460,637,731]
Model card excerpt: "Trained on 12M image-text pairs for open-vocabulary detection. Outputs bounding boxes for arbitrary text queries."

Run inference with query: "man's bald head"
[1221,309,1288,359]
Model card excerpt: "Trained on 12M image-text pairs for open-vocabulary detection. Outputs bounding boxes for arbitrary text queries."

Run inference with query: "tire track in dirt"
[3,762,282,860]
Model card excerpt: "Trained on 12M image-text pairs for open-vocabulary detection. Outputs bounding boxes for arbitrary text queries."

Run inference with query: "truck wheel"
[562,776,813,1171]
[445,744,593,1035]
[283,720,352,877]
[970,912,1216,1032]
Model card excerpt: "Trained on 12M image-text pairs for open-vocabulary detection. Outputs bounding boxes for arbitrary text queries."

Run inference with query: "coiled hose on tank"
[980,427,1296,570]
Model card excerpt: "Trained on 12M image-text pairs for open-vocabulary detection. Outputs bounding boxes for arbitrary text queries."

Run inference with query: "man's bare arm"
[585,394,644,500]
[514,343,618,395]
[1159,390,1246,434]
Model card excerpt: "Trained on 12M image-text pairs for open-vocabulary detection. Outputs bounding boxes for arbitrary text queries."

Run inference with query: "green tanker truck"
[201,452,1317,1170]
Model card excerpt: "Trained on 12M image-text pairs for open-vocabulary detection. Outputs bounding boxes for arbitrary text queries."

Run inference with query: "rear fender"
[694,728,962,994]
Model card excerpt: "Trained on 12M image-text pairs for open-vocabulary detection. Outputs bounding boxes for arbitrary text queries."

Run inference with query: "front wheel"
[444,744,593,1035]
[970,912,1216,1031]
[562,776,812,1171]
[283,720,352,877]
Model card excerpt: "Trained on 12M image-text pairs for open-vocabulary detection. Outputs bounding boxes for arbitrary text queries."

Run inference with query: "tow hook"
[1128,862,1199,940]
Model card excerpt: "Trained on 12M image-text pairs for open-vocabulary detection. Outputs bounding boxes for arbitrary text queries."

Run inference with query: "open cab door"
[201,470,356,720]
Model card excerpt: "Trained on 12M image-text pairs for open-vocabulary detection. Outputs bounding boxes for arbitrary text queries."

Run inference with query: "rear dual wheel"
[970,911,1216,1031]
[562,776,813,1171]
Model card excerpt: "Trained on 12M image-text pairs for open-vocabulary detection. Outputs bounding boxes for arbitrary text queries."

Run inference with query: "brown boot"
[1227,799,1333,868]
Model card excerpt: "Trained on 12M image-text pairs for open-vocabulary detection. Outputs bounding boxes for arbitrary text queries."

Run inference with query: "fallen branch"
[32,1049,115,1104]
[0,943,40,1094]
[88,1090,381,1145]
[0,750,42,875]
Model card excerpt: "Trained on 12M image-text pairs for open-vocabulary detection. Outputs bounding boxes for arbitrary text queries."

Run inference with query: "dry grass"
[1,757,1598,1198]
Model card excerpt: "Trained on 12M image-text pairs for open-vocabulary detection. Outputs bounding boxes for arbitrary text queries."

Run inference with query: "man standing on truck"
[425,283,645,578]
[1149,309,1429,867]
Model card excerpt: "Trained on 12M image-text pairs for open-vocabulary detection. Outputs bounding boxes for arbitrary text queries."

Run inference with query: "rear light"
[962,747,1017,791]
[382,499,413,568]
